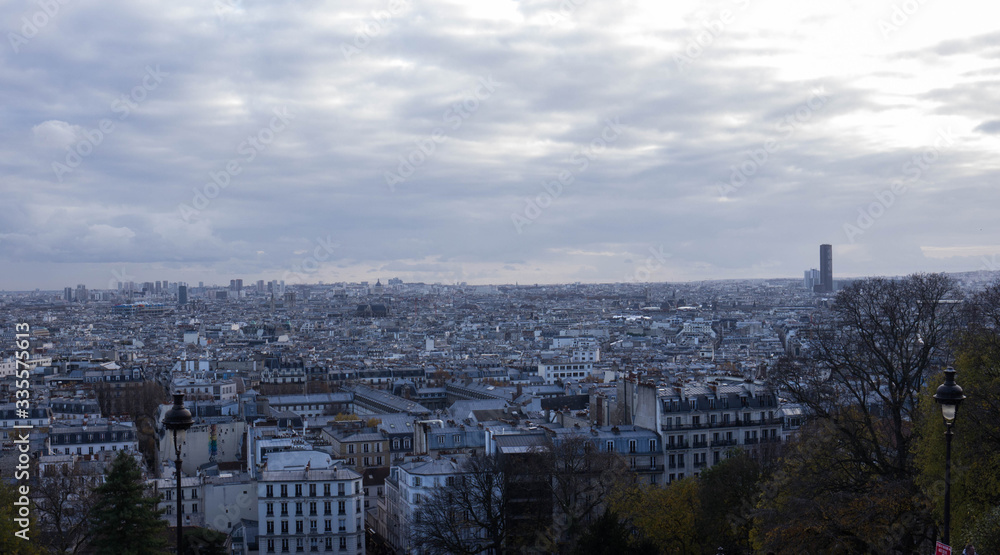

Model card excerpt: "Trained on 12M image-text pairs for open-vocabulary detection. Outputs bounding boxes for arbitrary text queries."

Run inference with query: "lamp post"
[163,393,194,554]
[933,367,965,548]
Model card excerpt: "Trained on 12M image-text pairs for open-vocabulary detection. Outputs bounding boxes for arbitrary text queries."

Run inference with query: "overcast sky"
[2,0,999,290]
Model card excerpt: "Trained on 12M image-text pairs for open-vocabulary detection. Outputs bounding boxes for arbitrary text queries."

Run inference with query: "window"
[413,476,422,487]
[296,502,303,516]
[628,440,636,453]
[281,484,288,497]
[692,415,700,425]
[606,440,613,452]
[296,520,303,534]
[324,501,331,515]
[281,539,289,553]
[338,501,346,515]
[338,519,346,532]
[281,521,289,534]
[324,538,332,551]
[267,521,274,534]
[296,538,304,552]
[192,503,198,513]
[309,484,316,497]
[323,484,331,496]
[266,485,274,497]
[437,436,444,446]
[310,502,317,516]
[338,483,345,496]
[363,443,369,453]
[453,434,460,445]
[348,444,355,454]
[363,457,370,467]
[339,538,347,550]
[376,456,383,465]
[267,539,275,553]
[325,519,332,532]
[392,439,399,450]
[295,484,302,497]
[281,502,288,516]
[404,439,411,449]
[310,520,317,533]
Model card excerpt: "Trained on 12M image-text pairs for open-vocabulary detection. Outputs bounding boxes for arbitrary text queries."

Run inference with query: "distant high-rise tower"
[819,244,833,293]
[64,287,73,301]
[178,285,188,306]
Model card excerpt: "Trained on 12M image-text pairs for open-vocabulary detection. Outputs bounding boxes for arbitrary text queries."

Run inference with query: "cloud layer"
[2,0,999,288]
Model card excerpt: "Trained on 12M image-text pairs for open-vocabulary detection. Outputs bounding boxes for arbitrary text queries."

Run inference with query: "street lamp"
[933,367,965,548]
[163,393,194,554]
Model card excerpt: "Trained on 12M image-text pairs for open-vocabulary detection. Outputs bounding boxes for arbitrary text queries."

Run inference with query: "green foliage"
[697,449,763,554]
[610,477,702,554]
[89,451,167,554]
[0,480,45,554]
[753,419,934,554]
[573,509,658,555]
[183,527,229,555]
[914,316,1000,547]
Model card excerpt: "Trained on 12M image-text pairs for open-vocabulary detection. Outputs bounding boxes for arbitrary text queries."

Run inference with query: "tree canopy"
[88,451,167,555]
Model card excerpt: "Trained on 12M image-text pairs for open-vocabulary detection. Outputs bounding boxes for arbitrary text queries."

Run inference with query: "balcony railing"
[630,464,665,472]
[661,417,785,432]
[664,442,689,450]
[691,441,708,448]
[710,439,738,447]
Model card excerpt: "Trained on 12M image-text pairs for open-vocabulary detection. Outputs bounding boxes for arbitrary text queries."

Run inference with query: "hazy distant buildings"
[803,269,820,291]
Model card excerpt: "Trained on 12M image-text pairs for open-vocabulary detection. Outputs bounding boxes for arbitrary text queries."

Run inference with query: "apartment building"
[257,451,365,554]
[619,378,801,482]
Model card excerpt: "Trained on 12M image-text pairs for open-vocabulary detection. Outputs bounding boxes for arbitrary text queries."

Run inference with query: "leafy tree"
[89,451,167,554]
[183,527,229,555]
[758,274,961,552]
[610,477,703,554]
[772,273,962,481]
[697,449,765,554]
[915,280,1000,547]
[753,419,935,554]
[572,509,657,555]
[0,480,45,554]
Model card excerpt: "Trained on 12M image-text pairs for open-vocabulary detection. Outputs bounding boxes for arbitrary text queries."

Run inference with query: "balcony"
[661,417,785,432]
[744,438,759,445]
[693,461,707,468]
[664,442,689,451]
[710,439,737,447]
[691,441,708,449]
[631,464,665,472]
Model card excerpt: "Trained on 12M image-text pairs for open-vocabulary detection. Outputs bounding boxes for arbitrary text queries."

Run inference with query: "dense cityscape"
[6,1,1000,553]
[2,244,1000,553]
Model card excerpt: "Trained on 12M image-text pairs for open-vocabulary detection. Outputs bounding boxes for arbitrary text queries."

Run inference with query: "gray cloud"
[1,0,998,288]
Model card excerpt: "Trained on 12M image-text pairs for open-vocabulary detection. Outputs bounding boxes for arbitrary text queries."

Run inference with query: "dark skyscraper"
[819,244,833,293]
[178,285,188,306]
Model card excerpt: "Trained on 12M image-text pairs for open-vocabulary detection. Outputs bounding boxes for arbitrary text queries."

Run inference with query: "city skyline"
[4,1,1000,290]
